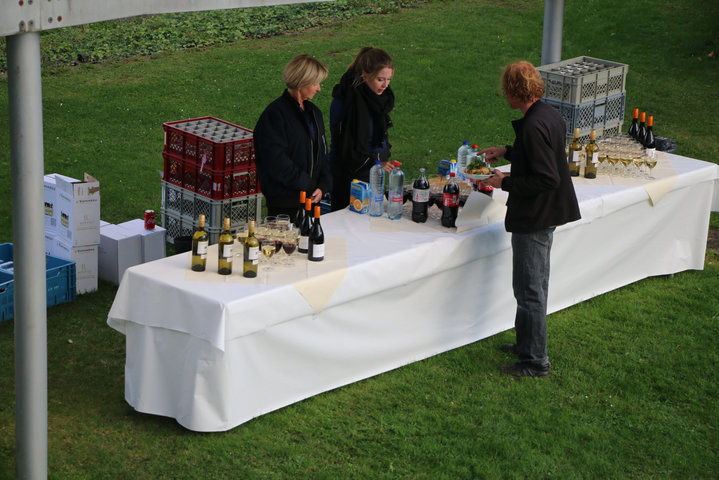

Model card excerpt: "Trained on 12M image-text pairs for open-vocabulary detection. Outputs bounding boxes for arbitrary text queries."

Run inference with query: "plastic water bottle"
[387,162,404,220]
[369,160,385,217]
[457,141,470,173]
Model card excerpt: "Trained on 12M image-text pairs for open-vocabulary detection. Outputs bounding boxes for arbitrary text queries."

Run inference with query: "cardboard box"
[55,173,101,247]
[98,224,142,285]
[116,219,166,263]
[43,174,61,233]
[54,239,98,294]
[349,180,370,214]
[45,232,55,256]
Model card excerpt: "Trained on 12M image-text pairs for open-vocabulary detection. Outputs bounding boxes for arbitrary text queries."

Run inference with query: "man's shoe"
[499,343,519,355]
[500,362,550,378]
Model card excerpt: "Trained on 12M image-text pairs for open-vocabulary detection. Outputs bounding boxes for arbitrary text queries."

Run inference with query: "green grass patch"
[1,0,718,477]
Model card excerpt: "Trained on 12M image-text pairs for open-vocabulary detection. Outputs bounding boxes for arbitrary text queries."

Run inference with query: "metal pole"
[8,32,49,480]
[541,0,565,66]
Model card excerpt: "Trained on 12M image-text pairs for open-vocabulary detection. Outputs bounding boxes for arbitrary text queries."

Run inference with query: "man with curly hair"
[480,61,581,377]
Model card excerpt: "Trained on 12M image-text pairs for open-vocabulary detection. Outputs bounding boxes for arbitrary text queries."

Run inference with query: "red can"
[144,209,156,230]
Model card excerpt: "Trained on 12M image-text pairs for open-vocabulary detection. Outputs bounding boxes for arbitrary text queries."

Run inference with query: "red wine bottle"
[299,198,313,254]
[308,205,324,262]
[628,108,639,138]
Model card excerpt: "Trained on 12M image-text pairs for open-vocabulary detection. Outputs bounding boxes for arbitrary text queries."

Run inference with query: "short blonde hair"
[282,54,328,90]
[501,61,545,103]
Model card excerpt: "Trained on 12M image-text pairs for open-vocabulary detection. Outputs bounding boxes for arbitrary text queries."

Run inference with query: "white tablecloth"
[108,153,719,431]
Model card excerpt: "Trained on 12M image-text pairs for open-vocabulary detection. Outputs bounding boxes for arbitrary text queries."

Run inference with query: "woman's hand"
[310,188,323,203]
[478,146,506,163]
[381,161,394,173]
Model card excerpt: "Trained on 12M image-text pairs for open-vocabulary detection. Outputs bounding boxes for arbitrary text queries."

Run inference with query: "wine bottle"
[644,115,656,159]
[584,129,599,179]
[299,198,313,254]
[628,108,639,138]
[243,220,259,278]
[191,214,209,272]
[217,217,233,275]
[441,170,460,228]
[294,190,306,230]
[307,205,325,262]
[567,127,583,177]
[637,111,647,143]
[411,167,430,223]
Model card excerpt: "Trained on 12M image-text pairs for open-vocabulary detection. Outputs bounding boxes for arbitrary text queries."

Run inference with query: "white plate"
[464,173,492,181]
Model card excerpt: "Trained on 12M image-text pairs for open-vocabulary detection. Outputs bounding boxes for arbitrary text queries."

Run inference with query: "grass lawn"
[1,0,718,478]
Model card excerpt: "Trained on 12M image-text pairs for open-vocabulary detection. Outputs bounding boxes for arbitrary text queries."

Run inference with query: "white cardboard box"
[98,224,142,285]
[54,239,98,294]
[116,219,166,263]
[55,173,101,247]
[43,174,62,233]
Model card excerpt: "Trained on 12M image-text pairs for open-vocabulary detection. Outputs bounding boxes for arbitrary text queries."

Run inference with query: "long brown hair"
[347,47,394,85]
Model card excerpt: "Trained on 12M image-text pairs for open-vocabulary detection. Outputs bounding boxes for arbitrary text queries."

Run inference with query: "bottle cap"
[633,108,639,118]
[647,116,654,126]
[305,198,312,210]
[314,205,321,218]
[394,161,402,167]
[299,191,306,202]
[574,127,580,137]
[640,111,646,122]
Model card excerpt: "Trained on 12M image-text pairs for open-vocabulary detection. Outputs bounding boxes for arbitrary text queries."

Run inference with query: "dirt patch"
[708,227,719,253]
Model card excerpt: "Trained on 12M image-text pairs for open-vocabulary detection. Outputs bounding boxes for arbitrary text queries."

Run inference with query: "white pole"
[541,0,564,66]
[7,31,49,480]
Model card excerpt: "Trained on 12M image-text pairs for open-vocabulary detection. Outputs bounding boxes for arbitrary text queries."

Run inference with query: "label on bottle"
[569,150,581,164]
[310,243,325,259]
[299,235,309,251]
[247,246,259,263]
[413,189,430,203]
[390,193,403,204]
[591,152,599,165]
[443,193,459,207]
[197,241,208,257]
[222,244,233,261]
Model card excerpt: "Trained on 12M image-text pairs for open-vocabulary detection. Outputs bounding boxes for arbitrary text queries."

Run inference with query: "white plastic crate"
[543,93,625,136]
[564,121,623,147]
[161,181,262,244]
[538,56,628,104]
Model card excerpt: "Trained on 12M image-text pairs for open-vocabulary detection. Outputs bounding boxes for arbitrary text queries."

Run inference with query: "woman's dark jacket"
[253,90,332,209]
[501,100,581,234]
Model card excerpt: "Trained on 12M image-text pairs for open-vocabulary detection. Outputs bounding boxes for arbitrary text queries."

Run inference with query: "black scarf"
[332,70,394,173]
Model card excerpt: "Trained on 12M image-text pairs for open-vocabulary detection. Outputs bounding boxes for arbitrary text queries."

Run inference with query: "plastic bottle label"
[443,193,459,207]
[413,189,430,202]
[390,194,403,204]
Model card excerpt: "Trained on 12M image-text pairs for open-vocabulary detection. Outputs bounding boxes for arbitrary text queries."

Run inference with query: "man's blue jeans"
[511,228,555,367]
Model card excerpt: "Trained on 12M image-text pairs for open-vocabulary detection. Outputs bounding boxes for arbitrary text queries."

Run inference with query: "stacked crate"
[538,56,629,145]
[161,117,262,244]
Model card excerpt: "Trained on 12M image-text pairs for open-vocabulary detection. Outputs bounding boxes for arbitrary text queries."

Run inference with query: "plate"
[464,173,492,181]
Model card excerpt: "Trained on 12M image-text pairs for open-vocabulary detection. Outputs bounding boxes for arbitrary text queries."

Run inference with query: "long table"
[108,152,719,432]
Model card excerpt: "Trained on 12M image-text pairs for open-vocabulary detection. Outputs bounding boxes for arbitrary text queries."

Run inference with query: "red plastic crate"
[162,152,183,187]
[163,116,255,171]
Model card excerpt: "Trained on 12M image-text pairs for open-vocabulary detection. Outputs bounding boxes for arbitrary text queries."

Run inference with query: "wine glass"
[280,228,298,265]
[645,153,658,179]
[260,239,276,270]
[276,214,291,232]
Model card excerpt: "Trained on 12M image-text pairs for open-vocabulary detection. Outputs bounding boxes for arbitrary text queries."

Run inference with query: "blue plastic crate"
[0,271,12,322]
[0,243,77,322]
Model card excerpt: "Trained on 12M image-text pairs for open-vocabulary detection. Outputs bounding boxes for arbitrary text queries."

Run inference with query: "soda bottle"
[411,167,430,223]
[441,171,460,228]
[387,162,405,220]
[369,160,385,217]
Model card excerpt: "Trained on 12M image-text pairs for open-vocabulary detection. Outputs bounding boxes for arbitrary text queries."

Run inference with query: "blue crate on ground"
[0,243,77,322]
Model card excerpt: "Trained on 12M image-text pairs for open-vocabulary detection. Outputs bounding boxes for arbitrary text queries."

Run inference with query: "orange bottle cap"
[314,205,321,218]
[640,112,646,121]
[305,198,312,210]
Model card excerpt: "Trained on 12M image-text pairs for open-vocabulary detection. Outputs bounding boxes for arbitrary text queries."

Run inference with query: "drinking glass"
[645,153,658,179]
[280,228,299,265]
[260,238,276,270]
[276,214,291,232]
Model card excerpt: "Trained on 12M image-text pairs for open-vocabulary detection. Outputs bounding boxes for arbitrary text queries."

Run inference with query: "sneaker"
[499,343,518,355]
[500,361,550,378]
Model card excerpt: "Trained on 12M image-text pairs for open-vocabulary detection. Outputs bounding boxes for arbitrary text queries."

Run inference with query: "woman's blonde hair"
[282,54,328,90]
[501,61,545,103]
